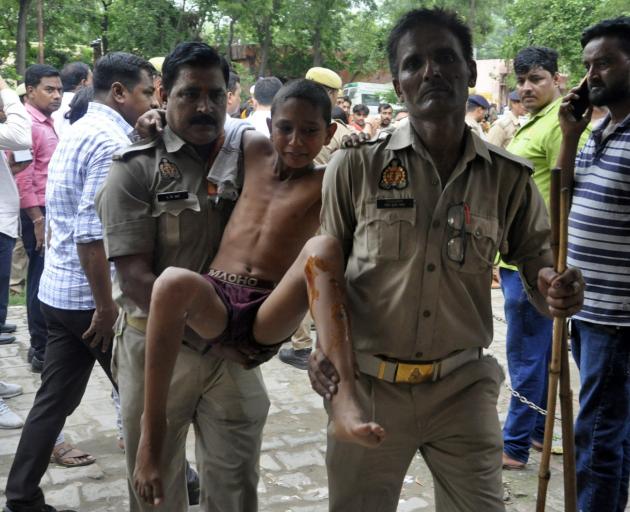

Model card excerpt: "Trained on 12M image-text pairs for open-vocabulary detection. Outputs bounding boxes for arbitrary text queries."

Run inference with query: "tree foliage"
[502,0,630,83]
[0,0,624,87]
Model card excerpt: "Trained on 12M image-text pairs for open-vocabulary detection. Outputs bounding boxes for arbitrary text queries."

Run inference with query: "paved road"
[0,291,597,511]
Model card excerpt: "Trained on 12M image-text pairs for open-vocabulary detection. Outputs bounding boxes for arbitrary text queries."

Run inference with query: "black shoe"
[0,323,16,333]
[0,334,15,345]
[278,347,311,370]
[31,355,44,373]
[186,463,200,506]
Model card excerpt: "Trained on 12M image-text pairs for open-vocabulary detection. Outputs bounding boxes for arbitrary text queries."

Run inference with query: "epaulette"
[112,135,160,161]
[486,142,534,176]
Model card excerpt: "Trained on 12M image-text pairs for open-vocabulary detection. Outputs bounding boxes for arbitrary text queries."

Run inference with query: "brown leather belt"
[355,348,482,384]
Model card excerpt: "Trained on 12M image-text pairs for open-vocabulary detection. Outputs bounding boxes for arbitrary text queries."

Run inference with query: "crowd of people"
[0,6,627,512]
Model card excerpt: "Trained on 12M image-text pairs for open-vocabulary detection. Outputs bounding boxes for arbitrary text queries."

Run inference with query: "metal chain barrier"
[493,313,563,421]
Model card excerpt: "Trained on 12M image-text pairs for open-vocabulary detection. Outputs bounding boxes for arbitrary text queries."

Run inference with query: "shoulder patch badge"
[159,158,181,181]
[379,158,408,190]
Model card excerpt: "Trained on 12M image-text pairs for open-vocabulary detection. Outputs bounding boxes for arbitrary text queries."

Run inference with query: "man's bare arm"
[114,253,156,313]
[77,240,118,352]
[556,88,593,188]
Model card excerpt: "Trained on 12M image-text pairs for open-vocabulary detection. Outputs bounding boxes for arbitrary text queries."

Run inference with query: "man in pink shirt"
[14,64,62,372]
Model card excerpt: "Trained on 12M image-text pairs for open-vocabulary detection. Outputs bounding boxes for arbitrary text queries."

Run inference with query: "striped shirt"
[39,102,133,310]
[567,113,630,326]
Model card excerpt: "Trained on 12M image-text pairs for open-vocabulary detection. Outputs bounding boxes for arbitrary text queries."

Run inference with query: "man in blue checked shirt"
[556,17,630,512]
[3,52,157,512]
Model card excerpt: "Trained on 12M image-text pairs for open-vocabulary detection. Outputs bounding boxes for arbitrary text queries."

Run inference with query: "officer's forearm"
[114,254,156,313]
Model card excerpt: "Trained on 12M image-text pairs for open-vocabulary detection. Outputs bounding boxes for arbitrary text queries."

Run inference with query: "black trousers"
[5,303,115,511]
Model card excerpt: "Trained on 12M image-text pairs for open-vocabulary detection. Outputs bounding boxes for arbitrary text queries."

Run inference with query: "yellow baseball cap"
[149,57,165,73]
[15,83,26,97]
[305,67,342,90]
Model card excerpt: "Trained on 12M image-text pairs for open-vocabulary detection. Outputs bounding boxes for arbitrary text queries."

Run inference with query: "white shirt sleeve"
[0,89,32,150]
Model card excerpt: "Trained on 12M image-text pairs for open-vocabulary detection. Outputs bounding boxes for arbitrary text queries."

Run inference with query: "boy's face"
[270,98,336,170]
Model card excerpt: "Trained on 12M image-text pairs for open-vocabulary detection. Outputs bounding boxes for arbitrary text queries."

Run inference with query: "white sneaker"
[0,398,23,429]
[0,381,23,398]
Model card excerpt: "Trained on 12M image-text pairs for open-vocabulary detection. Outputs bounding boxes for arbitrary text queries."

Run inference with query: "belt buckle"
[395,362,434,383]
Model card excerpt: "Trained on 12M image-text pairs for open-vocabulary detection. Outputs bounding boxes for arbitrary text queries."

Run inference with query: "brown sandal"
[50,442,96,467]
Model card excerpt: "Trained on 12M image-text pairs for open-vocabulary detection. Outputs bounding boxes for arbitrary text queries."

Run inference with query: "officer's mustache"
[190,114,217,126]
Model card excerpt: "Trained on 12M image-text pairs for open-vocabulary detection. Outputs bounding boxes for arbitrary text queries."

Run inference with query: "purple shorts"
[204,272,284,350]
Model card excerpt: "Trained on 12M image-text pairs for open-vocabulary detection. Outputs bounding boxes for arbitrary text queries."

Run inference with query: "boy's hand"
[135,109,166,139]
[537,267,584,317]
[134,426,164,506]
[341,131,370,148]
[308,348,341,400]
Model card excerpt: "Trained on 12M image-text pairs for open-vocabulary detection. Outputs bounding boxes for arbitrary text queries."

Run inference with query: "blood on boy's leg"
[303,237,385,448]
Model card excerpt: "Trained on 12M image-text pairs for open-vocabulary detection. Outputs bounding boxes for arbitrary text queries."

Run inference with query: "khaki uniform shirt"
[314,119,353,165]
[487,110,520,148]
[321,121,552,361]
[96,126,233,332]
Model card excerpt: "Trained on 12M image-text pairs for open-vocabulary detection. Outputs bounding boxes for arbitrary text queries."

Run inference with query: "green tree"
[106,0,194,57]
[503,0,630,82]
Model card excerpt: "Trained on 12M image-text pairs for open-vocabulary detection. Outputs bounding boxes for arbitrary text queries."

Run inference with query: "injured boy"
[134,79,385,506]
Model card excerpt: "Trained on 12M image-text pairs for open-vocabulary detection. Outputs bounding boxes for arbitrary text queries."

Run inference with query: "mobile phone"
[569,76,590,121]
[13,149,32,163]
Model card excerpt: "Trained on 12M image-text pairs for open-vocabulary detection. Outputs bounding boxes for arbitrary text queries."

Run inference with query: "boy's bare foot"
[329,390,385,448]
[134,433,164,506]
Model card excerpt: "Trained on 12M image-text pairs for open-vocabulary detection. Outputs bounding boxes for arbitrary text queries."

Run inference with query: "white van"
[342,82,399,116]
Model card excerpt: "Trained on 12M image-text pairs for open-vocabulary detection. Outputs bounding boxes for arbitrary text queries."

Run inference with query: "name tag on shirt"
[377,198,415,209]
[157,191,189,202]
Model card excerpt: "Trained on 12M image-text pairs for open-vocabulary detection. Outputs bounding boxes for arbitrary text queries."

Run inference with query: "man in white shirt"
[249,76,282,137]
[0,74,32,428]
[51,62,92,139]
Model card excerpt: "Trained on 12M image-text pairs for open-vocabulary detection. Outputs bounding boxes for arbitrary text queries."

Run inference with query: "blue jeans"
[20,208,47,359]
[0,232,16,325]
[500,268,552,463]
[572,319,630,512]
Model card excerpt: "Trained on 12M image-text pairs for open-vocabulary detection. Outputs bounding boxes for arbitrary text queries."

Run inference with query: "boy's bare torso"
[210,131,323,283]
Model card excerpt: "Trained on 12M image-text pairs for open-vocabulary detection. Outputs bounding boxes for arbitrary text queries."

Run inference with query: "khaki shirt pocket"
[364,199,417,261]
[152,193,201,247]
[445,214,500,274]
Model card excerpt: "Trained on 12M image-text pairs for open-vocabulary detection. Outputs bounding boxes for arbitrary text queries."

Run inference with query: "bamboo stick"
[537,172,576,511]
[559,323,577,510]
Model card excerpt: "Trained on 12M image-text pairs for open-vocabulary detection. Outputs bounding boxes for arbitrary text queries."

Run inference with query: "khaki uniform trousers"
[326,355,505,512]
[114,320,270,512]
